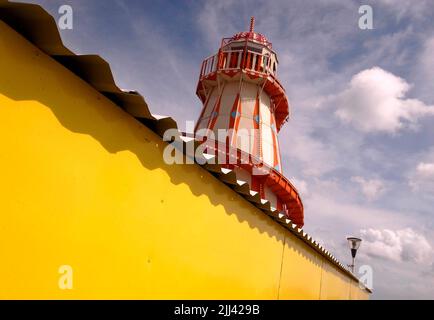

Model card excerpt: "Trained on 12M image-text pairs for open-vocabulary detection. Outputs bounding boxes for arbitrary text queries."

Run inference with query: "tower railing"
[220,50,243,70]
[199,48,275,79]
[200,54,218,76]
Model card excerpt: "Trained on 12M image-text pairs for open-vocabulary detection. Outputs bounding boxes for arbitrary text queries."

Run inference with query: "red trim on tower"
[206,84,226,131]
[276,197,283,211]
[251,176,266,199]
[252,91,261,159]
[270,113,281,172]
[230,94,243,147]
[251,175,260,193]
[228,94,241,129]
[194,87,215,132]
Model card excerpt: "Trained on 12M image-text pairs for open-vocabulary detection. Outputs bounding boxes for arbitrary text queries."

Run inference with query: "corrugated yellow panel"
[278,234,323,299]
[0,20,285,299]
[350,280,369,300]
[319,259,351,300]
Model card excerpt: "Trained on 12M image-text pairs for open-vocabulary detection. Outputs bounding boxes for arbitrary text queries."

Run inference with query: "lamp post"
[347,237,362,273]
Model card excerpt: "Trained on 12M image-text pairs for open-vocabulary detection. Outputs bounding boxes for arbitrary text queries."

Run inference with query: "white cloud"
[352,176,386,201]
[361,228,433,265]
[417,163,434,175]
[334,67,434,133]
[409,162,434,194]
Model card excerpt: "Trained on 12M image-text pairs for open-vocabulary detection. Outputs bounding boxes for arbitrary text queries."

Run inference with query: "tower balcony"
[200,48,276,80]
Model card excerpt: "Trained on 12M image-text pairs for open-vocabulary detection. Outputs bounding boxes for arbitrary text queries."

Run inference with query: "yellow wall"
[0,20,369,300]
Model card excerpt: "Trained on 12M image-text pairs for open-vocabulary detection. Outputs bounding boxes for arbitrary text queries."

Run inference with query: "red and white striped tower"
[195,17,304,226]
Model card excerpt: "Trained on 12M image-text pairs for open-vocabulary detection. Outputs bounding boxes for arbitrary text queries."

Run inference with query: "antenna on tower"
[249,16,255,32]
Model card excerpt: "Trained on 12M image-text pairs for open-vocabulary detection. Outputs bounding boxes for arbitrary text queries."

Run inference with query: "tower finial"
[249,16,255,33]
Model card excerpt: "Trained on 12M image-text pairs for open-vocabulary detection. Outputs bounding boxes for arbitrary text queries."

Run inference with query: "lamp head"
[347,237,362,258]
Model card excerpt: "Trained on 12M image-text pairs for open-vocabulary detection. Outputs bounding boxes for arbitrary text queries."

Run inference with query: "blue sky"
[18,0,434,299]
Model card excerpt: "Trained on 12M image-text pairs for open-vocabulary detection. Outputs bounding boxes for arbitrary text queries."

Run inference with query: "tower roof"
[230,17,272,49]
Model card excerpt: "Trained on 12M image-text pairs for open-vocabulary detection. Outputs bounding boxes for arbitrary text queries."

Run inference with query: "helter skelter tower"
[195,18,304,226]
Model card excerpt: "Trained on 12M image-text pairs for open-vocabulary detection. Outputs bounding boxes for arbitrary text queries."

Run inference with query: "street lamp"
[347,237,362,273]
